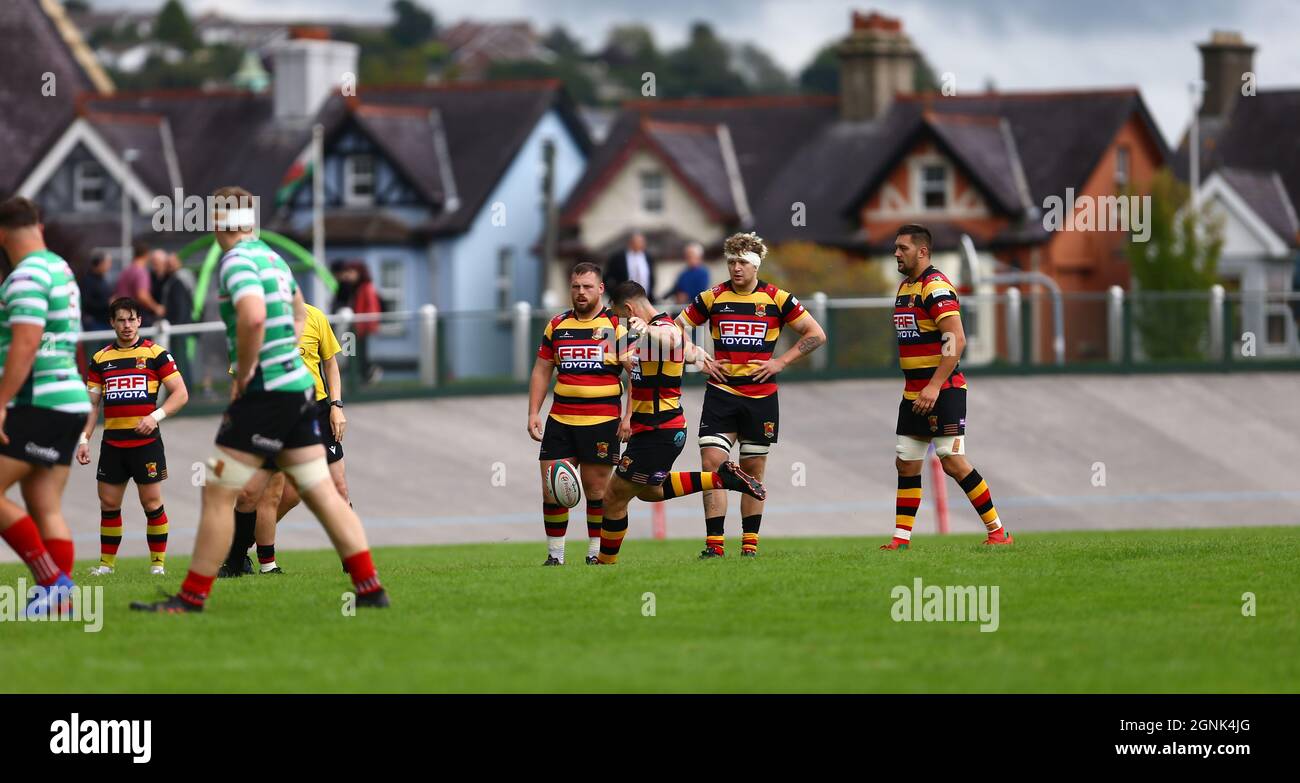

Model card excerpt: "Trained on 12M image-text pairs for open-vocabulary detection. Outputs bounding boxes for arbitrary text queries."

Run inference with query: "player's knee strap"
[282,457,331,492]
[738,441,770,457]
[932,435,966,458]
[206,455,258,488]
[895,435,929,462]
[699,433,734,453]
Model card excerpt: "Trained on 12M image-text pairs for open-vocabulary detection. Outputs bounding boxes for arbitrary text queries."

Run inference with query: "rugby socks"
[232,509,257,557]
[45,537,75,576]
[257,544,278,572]
[741,514,761,555]
[99,508,123,568]
[543,503,568,563]
[178,570,215,608]
[704,516,725,556]
[596,515,628,564]
[343,551,382,595]
[145,505,168,567]
[661,472,720,499]
[585,499,603,559]
[2,515,61,585]
[958,469,1006,537]
[893,474,923,547]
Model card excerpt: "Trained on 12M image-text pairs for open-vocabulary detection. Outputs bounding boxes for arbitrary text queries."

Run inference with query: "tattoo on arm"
[796,335,824,355]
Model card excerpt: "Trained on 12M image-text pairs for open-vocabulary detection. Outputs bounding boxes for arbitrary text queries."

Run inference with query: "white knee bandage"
[895,435,930,462]
[282,457,332,492]
[932,435,966,458]
[738,441,770,457]
[699,433,734,454]
[206,455,259,488]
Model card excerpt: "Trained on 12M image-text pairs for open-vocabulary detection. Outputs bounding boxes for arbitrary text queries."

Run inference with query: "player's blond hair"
[723,231,767,262]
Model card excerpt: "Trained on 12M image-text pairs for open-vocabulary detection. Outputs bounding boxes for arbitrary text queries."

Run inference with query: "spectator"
[80,251,113,332]
[330,259,358,314]
[158,251,197,380]
[604,231,655,299]
[113,240,164,326]
[664,242,711,304]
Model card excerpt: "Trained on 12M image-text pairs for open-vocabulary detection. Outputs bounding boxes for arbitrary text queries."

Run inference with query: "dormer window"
[921,163,948,210]
[640,170,664,214]
[344,154,376,207]
[73,160,106,212]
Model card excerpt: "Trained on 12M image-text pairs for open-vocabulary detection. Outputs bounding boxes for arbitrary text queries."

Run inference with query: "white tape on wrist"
[78,433,89,447]
[152,408,168,423]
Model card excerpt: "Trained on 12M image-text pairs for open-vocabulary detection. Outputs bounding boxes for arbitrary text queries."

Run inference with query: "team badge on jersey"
[619,455,633,471]
[596,441,609,459]
[136,357,148,370]
[763,421,775,439]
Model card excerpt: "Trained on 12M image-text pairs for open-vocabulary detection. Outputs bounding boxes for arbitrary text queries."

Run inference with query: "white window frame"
[377,258,404,337]
[496,246,515,314]
[343,154,376,207]
[1115,145,1130,190]
[640,170,664,214]
[73,160,106,212]
[917,161,949,212]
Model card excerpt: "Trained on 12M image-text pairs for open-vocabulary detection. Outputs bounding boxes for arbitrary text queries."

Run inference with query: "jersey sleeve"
[153,346,180,381]
[921,278,961,322]
[86,351,104,393]
[777,289,808,324]
[537,320,556,363]
[2,260,51,328]
[681,291,710,327]
[318,311,343,361]
[219,251,263,304]
[274,257,299,295]
[607,319,632,364]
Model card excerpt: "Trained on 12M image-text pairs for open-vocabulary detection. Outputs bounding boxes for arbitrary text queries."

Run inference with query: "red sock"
[343,551,382,595]
[44,538,74,575]
[2,515,61,585]
[179,570,215,607]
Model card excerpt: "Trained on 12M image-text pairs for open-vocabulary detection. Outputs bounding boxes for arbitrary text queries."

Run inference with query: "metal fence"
[77,287,1300,410]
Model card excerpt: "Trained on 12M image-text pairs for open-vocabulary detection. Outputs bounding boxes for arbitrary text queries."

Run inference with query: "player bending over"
[130,186,387,612]
[884,224,1012,549]
[593,281,765,564]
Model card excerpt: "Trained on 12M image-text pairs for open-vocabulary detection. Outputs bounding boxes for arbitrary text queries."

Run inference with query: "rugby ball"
[548,459,582,508]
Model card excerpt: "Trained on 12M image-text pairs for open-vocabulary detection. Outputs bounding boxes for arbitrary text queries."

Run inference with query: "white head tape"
[727,250,762,268]
[215,208,257,232]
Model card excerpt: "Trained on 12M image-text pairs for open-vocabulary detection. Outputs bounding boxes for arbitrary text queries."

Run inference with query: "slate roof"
[1219,167,1300,247]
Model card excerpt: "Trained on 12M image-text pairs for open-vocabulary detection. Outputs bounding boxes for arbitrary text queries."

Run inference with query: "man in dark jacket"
[80,251,113,332]
[604,232,655,301]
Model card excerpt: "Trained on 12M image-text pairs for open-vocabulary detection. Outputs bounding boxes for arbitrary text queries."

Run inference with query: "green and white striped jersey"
[0,250,91,413]
[217,238,313,394]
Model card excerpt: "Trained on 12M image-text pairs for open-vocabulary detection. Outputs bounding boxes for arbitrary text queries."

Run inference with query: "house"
[440,20,556,81]
[563,11,1170,362]
[1175,31,1300,355]
[19,29,591,380]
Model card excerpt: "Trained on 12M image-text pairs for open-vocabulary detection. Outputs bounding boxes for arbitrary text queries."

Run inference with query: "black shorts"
[315,400,344,464]
[538,417,619,464]
[896,387,967,439]
[698,385,779,445]
[216,389,322,458]
[97,439,168,485]
[616,427,687,485]
[0,406,82,467]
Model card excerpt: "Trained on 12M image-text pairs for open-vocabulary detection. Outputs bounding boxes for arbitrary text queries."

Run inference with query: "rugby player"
[222,301,350,575]
[593,282,765,564]
[0,196,89,615]
[78,296,189,576]
[131,186,387,612]
[528,262,627,565]
[884,224,1012,549]
[676,232,825,558]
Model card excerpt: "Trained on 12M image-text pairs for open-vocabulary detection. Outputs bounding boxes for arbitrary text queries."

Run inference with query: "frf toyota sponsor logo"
[716,320,767,347]
[556,344,605,369]
[894,312,920,338]
[103,374,149,400]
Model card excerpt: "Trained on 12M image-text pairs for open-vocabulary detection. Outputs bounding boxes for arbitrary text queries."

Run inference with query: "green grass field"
[2,528,1298,693]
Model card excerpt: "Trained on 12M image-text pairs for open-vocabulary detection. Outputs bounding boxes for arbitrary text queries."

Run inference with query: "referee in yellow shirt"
[221,303,352,576]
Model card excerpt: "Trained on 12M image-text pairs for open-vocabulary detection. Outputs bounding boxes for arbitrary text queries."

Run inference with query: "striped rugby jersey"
[894,265,967,401]
[627,312,686,434]
[217,238,313,394]
[537,307,626,426]
[681,279,807,398]
[0,250,91,413]
[86,339,179,448]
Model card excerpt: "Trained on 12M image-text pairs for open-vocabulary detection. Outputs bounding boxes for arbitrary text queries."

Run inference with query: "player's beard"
[573,297,598,318]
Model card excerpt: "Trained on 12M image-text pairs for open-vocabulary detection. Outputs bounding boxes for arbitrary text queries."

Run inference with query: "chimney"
[838,11,917,122]
[270,27,359,123]
[1197,30,1255,120]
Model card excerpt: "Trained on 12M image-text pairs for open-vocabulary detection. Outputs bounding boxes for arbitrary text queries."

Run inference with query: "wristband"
[152,408,168,423]
[78,433,89,447]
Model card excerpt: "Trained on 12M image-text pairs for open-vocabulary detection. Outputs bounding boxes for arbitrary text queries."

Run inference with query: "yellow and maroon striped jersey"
[537,307,627,425]
[628,312,686,434]
[86,339,179,447]
[681,280,807,398]
[894,266,966,401]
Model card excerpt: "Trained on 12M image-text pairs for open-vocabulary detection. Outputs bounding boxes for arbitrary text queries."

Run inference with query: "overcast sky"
[102,0,1300,145]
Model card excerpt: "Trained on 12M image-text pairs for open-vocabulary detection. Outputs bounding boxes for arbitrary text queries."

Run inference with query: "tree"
[1125,169,1224,360]
[662,22,747,98]
[63,0,92,13]
[155,0,199,52]
[732,43,791,95]
[389,0,436,48]
[543,25,584,60]
[799,43,838,95]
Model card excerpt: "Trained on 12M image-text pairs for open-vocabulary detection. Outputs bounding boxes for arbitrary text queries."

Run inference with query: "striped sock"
[543,503,568,562]
[661,472,721,499]
[705,515,725,555]
[179,570,215,607]
[344,551,382,595]
[596,515,628,564]
[257,544,276,565]
[145,505,168,567]
[100,508,122,568]
[2,516,61,585]
[957,469,1003,534]
[894,474,923,545]
[586,499,603,558]
[45,538,74,575]
[741,514,761,554]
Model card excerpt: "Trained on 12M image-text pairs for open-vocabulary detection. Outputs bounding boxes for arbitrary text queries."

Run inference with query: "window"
[921,164,947,210]
[496,247,515,313]
[344,154,376,207]
[1115,145,1131,189]
[378,258,404,337]
[73,161,106,212]
[640,170,664,214]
